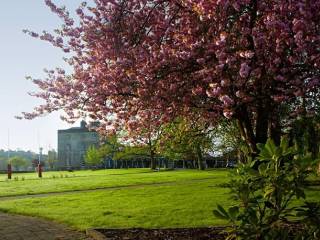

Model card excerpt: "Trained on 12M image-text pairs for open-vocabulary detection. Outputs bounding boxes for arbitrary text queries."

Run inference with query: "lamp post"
[7,129,11,179]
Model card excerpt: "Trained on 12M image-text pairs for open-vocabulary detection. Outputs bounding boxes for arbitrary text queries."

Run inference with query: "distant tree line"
[0,149,56,171]
[85,117,241,170]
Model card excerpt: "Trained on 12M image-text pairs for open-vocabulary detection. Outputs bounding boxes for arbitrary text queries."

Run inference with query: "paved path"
[0,212,92,240]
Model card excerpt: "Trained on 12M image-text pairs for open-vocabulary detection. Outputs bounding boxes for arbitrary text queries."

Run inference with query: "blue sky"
[0,1,84,152]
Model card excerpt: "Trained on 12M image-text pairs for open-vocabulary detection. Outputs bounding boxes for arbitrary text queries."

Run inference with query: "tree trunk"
[255,102,269,145]
[196,144,205,170]
[268,108,281,145]
[150,150,156,170]
[308,120,319,159]
[236,118,257,154]
[236,103,281,161]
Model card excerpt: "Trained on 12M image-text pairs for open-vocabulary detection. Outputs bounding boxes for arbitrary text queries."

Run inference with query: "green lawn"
[0,169,319,230]
[0,169,228,197]
[0,180,232,230]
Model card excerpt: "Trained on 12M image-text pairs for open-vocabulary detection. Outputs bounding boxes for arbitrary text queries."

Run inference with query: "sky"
[0,1,84,153]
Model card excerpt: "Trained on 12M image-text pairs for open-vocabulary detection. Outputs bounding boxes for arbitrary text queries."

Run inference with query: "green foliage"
[100,134,158,169]
[98,133,153,161]
[212,120,245,158]
[290,116,320,160]
[157,118,213,169]
[85,146,102,167]
[0,149,37,162]
[99,134,123,159]
[113,145,150,161]
[214,137,320,240]
[295,202,320,239]
[9,156,28,170]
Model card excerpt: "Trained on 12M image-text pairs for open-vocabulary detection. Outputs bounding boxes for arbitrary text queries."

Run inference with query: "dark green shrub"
[214,137,320,239]
[295,202,320,239]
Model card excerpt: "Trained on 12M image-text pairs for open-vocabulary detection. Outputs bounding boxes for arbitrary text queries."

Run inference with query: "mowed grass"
[0,179,232,230]
[0,169,228,197]
[0,169,319,230]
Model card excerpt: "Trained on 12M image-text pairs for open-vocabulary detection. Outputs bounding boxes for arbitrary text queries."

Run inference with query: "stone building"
[57,121,99,169]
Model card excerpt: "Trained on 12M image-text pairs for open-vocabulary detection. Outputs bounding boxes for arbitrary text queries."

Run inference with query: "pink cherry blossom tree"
[21,0,320,154]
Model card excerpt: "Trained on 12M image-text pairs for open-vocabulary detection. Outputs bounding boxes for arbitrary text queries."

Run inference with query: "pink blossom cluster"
[21,0,320,142]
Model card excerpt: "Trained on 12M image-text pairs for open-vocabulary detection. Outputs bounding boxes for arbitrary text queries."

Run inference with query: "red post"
[38,163,42,178]
[7,163,12,180]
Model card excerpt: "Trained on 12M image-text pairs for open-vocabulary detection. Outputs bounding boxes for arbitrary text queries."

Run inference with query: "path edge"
[86,228,109,240]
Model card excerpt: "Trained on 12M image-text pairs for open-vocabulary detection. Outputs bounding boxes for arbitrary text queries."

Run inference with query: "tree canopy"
[9,156,28,170]
[85,146,103,167]
[22,0,320,154]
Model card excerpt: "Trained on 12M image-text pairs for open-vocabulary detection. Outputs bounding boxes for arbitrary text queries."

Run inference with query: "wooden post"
[7,163,12,179]
[38,163,42,178]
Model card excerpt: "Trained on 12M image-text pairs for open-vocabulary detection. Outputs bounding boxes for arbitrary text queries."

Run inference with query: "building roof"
[58,121,96,134]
